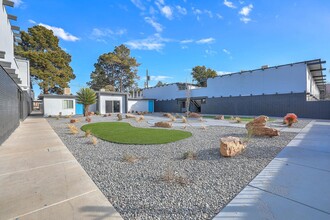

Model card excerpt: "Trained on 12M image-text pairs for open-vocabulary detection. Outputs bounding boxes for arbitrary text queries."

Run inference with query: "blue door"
[76,103,84,115]
[148,100,154,113]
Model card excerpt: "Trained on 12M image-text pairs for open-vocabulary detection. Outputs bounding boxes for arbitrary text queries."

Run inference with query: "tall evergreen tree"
[88,44,140,92]
[191,65,217,87]
[15,25,75,94]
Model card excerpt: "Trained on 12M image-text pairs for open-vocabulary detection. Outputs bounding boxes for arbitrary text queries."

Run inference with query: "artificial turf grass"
[81,122,192,145]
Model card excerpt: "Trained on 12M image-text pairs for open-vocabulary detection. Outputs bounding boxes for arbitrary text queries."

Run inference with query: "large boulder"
[246,115,279,137]
[155,121,172,128]
[220,136,246,157]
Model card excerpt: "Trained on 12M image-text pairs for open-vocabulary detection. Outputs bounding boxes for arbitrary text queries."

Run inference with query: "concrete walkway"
[0,114,122,220]
[214,120,330,219]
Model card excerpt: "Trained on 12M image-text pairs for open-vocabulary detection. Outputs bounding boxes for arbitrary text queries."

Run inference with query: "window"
[63,100,74,109]
[105,100,121,113]
[182,101,186,108]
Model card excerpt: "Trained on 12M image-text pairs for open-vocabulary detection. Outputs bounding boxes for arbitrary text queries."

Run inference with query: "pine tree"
[15,25,75,94]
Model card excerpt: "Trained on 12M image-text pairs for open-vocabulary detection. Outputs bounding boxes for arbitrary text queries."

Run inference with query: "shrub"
[85,129,92,137]
[136,115,144,122]
[126,113,136,119]
[122,154,138,163]
[91,136,98,145]
[162,168,175,182]
[183,151,197,160]
[182,116,187,123]
[175,113,181,118]
[169,115,176,122]
[215,115,224,120]
[70,118,79,123]
[117,113,123,121]
[284,113,298,127]
[163,113,171,117]
[95,111,100,115]
[235,117,242,123]
[85,117,91,123]
[68,124,79,134]
[198,117,204,122]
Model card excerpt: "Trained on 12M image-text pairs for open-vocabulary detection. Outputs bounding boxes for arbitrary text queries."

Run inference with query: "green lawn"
[81,122,192,145]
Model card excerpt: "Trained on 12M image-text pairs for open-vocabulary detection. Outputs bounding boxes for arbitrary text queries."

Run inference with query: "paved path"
[0,114,122,220]
[214,120,330,219]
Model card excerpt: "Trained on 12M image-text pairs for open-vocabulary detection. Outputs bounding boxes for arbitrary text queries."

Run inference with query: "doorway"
[105,100,120,113]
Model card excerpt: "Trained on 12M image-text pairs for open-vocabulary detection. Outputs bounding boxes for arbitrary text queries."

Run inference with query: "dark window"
[182,101,186,108]
[105,100,121,113]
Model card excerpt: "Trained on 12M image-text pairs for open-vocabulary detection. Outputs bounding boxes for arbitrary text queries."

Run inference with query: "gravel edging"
[47,114,302,220]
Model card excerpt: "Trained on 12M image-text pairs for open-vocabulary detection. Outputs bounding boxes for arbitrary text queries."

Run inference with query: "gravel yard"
[47,114,307,220]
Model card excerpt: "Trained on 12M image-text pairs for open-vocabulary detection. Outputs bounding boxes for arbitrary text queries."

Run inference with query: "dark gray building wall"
[201,93,330,119]
[155,100,180,113]
[155,93,330,119]
[0,67,32,145]
[0,67,20,145]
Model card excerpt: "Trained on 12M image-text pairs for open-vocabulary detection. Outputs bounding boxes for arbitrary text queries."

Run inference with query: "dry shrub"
[91,136,98,145]
[162,169,175,182]
[85,117,91,123]
[183,151,197,160]
[198,117,204,122]
[135,115,144,122]
[117,113,123,121]
[201,125,207,130]
[154,121,172,128]
[176,176,189,186]
[68,124,79,134]
[70,118,79,123]
[175,113,181,118]
[284,113,298,127]
[103,114,107,117]
[122,154,138,163]
[85,129,92,137]
[182,116,187,123]
[169,115,176,122]
[235,117,242,123]
[230,116,235,120]
[108,113,112,116]
[126,113,136,119]
[163,113,172,118]
[182,125,187,129]
[188,112,201,118]
[215,115,224,120]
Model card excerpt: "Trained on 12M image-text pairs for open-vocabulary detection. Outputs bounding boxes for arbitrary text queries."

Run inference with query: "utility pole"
[146,69,150,88]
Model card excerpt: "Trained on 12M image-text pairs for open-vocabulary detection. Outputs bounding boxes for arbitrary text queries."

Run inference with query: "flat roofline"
[39,94,76,99]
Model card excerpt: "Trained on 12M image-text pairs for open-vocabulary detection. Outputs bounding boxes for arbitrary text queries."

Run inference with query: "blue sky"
[7,0,330,95]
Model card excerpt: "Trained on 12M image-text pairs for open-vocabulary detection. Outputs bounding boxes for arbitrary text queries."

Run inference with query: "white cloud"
[28,19,36,24]
[12,0,23,7]
[205,49,217,56]
[223,49,231,54]
[204,10,213,18]
[161,5,173,19]
[217,71,232,75]
[223,0,236,9]
[150,75,173,81]
[131,0,145,10]
[39,23,79,42]
[176,5,187,15]
[180,39,194,44]
[196,37,215,44]
[240,17,251,23]
[91,28,126,38]
[144,17,163,32]
[216,13,223,19]
[239,4,253,16]
[192,8,202,15]
[125,34,169,51]
[155,0,173,20]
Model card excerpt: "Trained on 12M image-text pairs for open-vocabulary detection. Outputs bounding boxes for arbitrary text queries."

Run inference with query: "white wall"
[143,63,308,100]
[0,1,18,73]
[306,68,320,99]
[99,95,126,114]
[43,97,76,116]
[16,58,30,91]
[128,100,149,112]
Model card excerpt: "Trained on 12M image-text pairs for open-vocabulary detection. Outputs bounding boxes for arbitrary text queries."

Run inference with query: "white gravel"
[47,114,306,220]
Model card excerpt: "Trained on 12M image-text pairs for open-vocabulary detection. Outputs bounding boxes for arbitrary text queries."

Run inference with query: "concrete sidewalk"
[214,120,330,219]
[0,114,122,220]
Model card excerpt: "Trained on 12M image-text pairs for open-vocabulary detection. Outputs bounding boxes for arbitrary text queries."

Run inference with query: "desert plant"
[201,125,207,130]
[198,117,204,122]
[95,111,100,115]
[91,136,98,145]
[182,125,187,129]
[169,115,176,122]
[182,116,187,123]
[85,117,91,123]
[68,124,79,134]
[162,168,175,182]
[176,176,189,186]
[284,113,298,127]
[175,113,181,118]
[235,117,242,123]
[76,88,97,116]
[122,154,138,163]
[183,151,197,160]
[85,129,92,137]
[136,115,144,122]
[243,126,254,144]
[117,113,123,121]
[154,121,172,128]
[189,112,201,118]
